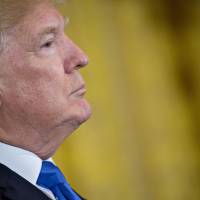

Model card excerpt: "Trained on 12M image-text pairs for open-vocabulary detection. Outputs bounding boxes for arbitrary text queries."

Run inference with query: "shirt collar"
[0,142,52,185]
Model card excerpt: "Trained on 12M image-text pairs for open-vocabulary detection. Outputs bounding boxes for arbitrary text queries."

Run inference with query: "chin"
[62,98,92,128]
[74,98,92,124]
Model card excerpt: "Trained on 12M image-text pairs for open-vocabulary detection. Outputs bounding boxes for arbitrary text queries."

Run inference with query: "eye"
[41,40,54,49]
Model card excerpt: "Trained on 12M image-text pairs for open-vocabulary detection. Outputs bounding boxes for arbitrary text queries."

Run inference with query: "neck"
[0,121,77,160]
[0,107,78,159]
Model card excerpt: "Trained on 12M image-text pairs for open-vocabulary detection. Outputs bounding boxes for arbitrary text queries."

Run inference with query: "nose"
[63,37,89,74]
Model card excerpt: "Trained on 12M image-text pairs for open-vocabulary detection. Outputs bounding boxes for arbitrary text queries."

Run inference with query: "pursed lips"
[70,84,86,96]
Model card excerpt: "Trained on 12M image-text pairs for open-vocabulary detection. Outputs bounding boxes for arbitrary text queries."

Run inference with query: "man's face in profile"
[0,1,91,149]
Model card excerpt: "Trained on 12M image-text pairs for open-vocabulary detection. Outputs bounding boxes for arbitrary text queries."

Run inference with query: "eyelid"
[41,33,55,42]
[40,36,55,48]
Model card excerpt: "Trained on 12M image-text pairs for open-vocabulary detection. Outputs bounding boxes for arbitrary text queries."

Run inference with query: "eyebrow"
[37,16,70,38]
[38,26,58,38]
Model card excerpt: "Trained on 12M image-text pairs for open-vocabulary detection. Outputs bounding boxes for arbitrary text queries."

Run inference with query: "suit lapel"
[0,163,52,200]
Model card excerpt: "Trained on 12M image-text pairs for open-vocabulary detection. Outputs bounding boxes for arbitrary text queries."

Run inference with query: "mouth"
[70,84,86,97]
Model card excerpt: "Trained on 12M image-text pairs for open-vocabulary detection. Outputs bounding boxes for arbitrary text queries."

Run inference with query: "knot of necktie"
[37,161,66,188]
[37,161,82,200]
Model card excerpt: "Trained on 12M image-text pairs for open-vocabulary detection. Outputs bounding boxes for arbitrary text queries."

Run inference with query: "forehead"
[19,2,64,36]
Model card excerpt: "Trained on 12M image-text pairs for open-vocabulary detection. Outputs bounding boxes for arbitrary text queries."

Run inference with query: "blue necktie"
[37,161,82,200]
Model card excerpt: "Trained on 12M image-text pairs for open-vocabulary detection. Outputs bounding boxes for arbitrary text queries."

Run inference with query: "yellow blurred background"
[54,0,200,199]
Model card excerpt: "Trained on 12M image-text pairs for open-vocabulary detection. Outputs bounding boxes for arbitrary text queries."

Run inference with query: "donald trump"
[0,0,91,199]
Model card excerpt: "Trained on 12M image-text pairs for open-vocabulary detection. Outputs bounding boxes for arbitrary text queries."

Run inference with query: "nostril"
[76,56,89,69]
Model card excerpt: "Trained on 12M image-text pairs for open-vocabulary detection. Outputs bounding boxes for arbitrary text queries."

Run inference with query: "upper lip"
[70,84,86,95]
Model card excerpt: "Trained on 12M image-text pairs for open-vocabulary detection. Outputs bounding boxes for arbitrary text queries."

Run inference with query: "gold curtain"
[54,0,200,199]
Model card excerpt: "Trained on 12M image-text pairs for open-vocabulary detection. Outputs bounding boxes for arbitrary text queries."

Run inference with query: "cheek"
[3,65,66,116]
[3,80,69,129]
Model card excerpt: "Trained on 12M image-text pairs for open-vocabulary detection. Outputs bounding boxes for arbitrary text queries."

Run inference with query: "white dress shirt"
[0,142,56,200]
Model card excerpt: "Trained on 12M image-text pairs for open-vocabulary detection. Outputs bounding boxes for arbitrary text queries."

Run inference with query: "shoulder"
[0,163,11,184]
[0,163,51,200]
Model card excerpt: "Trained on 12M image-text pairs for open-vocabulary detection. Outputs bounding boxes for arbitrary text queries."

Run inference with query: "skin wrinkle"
[0,0,60,53]
[0,1,39,49]
[0,32,8,54]
[0,1,91,159]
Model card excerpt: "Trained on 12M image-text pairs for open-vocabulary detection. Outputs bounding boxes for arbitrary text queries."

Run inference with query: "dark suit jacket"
[0,163,85,200]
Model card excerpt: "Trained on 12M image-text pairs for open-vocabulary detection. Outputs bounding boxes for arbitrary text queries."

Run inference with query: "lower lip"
[72,88,86,97]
